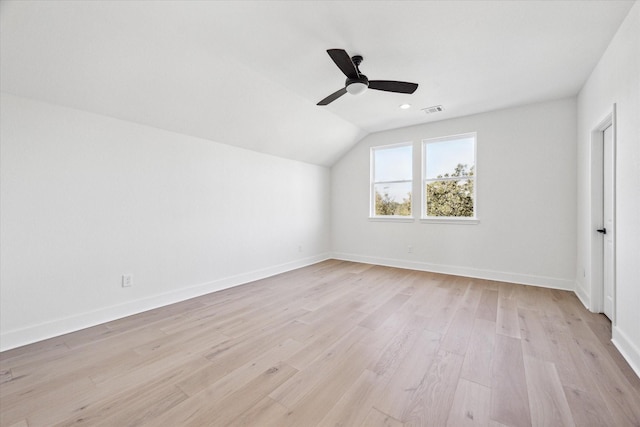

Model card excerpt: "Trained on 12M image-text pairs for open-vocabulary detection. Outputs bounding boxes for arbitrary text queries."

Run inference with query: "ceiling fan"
[317,49,419,106]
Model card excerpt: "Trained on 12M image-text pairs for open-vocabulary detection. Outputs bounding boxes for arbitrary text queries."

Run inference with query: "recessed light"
[399,103,411,109]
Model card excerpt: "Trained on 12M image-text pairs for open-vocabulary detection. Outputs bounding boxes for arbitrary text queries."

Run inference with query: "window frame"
[369,141,414,220]
[421,132,478,223]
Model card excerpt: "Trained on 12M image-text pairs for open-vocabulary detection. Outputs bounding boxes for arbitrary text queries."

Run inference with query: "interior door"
[603,124,614,320]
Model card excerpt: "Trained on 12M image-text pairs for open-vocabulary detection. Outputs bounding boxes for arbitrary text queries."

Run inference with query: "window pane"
[374,182,412,216]
[374,145,412,182]
[425,179,474,217]
[425,137,474,179]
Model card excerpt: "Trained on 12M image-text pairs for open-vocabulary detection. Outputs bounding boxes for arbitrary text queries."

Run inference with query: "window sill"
[420,217,480,225]
[369,216,415,223]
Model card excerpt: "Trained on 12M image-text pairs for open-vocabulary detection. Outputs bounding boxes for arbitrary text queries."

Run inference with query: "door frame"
[589,104,616,323]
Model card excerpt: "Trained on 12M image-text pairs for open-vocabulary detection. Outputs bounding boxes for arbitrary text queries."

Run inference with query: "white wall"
[576,2,640,375]
[332,98,577,289]
[0,93,331,351]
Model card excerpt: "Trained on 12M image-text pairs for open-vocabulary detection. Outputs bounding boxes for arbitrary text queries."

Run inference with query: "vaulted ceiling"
[1,1,634,166]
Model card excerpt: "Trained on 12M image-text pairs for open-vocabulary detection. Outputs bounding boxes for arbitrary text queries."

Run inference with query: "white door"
[602,125,614,320]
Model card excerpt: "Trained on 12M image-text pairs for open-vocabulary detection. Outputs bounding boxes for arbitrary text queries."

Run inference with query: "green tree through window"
[425,164,474,217]
[375,190,412,216]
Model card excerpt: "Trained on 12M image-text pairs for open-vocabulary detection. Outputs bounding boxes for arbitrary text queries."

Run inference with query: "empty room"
[1,1,639,426]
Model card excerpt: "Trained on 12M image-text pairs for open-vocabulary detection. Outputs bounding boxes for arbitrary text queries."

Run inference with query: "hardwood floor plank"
[46,357,206,427]
[543,327,599,393]
[439,302,476,356]
[317,369,379,426]
[496,295,521,338]
[1,376,98,426]
[177,338,303,397]
[518,307,555,362]
[0,339,70,371]
[272,339,377,426]
[401,350,465,426]
[460,318,496,387]
[523,355,576,427]
[446,378,491,426]
[285,308,365,370]
[573,335,640,426]
[269,325,370,409]
[344,261,375,274]
[490,334,531,427]
[371,329,441,420]
[369,313,428,378]
[50,324,114,350]
[173,323,306,397]
[103,299,206,333]
[202,319,308,370]
[1,325,169,398]
[0,369,12,385]
[89,349,209,389]
[360,408,403,427]
[58,383,188,427]
[301,273,362,311]
[515,284,547,312]
[131,326,229,357]
[586,316,640,393]
[294,290,364,326]
[476,288,499,322]
[222,306,311,339]
[150,361,298,426]
[226,396,290,427]
[356,279,407,314]
[201,362,295,426]
[359,293,410,330]
[563,385,615,427]
[423,286,463,334]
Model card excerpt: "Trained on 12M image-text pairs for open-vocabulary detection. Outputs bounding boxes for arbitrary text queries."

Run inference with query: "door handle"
[597,228,607,234]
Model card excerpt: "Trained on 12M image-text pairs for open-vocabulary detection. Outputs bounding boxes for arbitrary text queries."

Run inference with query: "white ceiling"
[0,1,634,166]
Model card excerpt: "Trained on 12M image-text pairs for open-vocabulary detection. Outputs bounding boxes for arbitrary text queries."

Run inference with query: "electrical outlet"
[408,245,413,253]
[298,245,302,253]
[122,274,133,288]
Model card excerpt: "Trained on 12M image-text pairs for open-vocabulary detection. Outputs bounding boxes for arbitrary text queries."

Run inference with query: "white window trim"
[370,141,414,220]
[420,217,480,225]
[369,217,415,223]
[421,132,478,222]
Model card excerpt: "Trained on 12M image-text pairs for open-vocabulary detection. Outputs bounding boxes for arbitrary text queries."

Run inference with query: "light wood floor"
[1,260,640,427]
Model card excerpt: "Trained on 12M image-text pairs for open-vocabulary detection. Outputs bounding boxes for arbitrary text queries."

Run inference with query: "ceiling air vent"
[422,105,444,114]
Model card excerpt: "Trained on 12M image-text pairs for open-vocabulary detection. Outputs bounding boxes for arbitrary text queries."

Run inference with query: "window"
[370,143,413,218]
[422,133,476,219]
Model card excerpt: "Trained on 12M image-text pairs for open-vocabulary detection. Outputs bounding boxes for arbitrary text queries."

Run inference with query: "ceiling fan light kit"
[317,49,418,106]
[346,81,368,95]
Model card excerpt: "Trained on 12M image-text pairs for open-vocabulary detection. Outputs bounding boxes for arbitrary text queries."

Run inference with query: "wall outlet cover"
[122,274,133,287]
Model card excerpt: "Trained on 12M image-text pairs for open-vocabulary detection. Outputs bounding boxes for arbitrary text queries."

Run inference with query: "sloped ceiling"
[0,1,634,166]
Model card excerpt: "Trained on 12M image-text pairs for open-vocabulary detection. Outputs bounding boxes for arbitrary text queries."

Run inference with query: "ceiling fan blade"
[317,87,348,106]
[369,80,418,94]
[327,49,359,79]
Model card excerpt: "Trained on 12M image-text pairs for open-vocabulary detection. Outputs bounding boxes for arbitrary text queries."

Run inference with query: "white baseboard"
[612,326,640,379]
[331,252,575,290]
[573,280,591,309]
[0,253,330,352]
